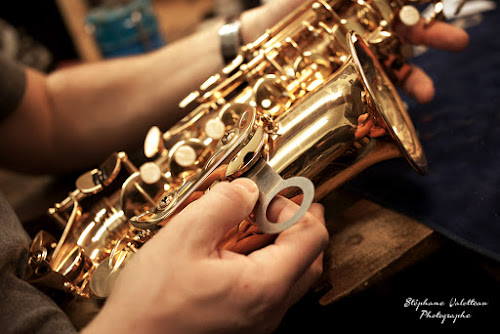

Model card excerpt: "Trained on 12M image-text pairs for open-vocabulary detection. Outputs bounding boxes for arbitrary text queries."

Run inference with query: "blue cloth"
[347,7,500,262]
[86,0,165,58]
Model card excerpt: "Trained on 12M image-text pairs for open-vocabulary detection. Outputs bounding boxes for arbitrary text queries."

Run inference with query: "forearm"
[0,25,224,173]
[0,0,304,173]
[50,27,224,169]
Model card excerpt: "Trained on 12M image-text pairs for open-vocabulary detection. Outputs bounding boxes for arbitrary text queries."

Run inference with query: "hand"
[83,179,328,334]
[241,0,469,104]
[395,19,469,103]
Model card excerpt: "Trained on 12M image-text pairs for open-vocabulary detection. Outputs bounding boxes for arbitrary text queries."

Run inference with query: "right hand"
[82,178,328,334]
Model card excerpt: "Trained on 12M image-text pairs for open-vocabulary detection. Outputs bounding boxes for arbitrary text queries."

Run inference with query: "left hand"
[395,19,469,103]
[240,0,469,104]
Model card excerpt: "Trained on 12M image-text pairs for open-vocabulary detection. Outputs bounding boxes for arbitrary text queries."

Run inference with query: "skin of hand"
[82,178,329,334]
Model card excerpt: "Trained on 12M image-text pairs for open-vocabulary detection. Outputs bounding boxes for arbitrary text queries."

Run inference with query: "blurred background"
[0,0,262,70]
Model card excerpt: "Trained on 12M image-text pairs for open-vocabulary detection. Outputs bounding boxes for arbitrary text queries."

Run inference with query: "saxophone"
[26,0,449,299]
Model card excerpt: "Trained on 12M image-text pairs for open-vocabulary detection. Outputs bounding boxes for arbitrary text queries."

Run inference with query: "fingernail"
[232,178,258,193]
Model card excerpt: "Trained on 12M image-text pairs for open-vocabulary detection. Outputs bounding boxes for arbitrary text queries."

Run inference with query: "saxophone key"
[173,144,198,168]
[399,5,421,27]
[204,117,226,140]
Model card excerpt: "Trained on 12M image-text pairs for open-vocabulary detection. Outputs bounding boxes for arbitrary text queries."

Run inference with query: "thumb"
[165,178,260,256]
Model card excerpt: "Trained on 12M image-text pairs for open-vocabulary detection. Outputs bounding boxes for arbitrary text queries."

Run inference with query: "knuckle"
[310,258,324,280]
[302,211,329,242]
[316,223,329,248]
[212,181,254,211]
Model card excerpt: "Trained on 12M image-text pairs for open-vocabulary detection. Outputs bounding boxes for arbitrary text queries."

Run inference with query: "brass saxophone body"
[26,0,437,298]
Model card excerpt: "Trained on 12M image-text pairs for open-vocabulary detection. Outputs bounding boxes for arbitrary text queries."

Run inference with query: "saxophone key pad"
[173,144,197,167]
[399,5,421,27]
[204,118,226,140]
[139,162,162,185]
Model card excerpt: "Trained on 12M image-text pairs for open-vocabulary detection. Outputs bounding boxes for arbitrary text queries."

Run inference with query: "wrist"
[218,16,243,64]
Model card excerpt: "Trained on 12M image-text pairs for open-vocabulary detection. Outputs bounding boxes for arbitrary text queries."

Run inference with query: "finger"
[165,178,259,255]
[396,20,469,52]
[266,195,325,223]
[170,166,230,217]
[286,252,325,308]
[173,191,204,214]
[402,65,435,104]
[249,199,328,286]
